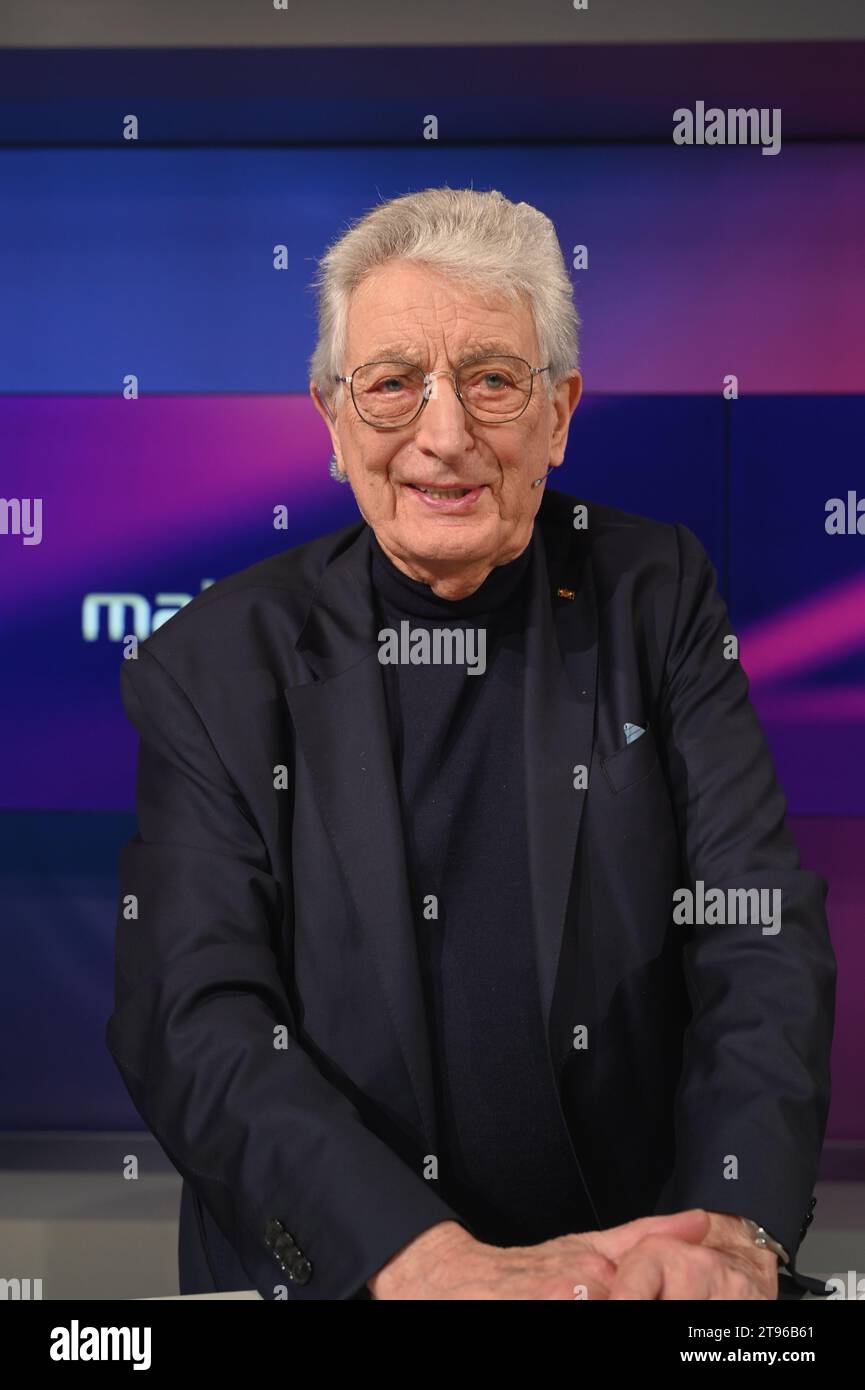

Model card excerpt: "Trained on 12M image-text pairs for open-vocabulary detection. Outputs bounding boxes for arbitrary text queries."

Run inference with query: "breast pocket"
[601,726,660,794]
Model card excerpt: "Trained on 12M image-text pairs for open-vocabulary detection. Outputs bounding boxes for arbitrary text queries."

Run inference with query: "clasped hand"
[590,1208,779,1300]
[373,1208,780,1299]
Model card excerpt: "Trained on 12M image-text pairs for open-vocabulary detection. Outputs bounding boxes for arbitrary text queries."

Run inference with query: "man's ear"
[311,382,350,479]
[549,369,582,467]
[310,381,338,433]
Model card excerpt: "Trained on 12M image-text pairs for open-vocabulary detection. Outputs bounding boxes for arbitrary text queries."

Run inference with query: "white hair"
[308,186,580,408]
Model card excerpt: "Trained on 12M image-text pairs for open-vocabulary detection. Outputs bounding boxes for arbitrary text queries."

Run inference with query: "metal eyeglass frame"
[333,356,551,429]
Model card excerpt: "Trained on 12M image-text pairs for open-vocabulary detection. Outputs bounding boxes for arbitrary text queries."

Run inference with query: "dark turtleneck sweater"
[369,529,591,1248]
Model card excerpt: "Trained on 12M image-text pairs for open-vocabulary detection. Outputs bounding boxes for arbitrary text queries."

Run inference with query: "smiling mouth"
[409,484,481,498]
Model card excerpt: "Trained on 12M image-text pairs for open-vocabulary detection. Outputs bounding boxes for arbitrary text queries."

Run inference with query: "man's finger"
[607,1247,666,1301]
[587,1208,711,1263]
[608,1236,719,1301]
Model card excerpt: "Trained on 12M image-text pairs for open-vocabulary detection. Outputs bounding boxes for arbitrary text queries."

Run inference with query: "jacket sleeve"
[105,646,465,1300]
[649,523,837,1296]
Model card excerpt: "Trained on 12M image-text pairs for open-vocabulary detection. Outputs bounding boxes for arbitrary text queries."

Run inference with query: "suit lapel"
[283,526,438,1148]
[524,495,599,1073]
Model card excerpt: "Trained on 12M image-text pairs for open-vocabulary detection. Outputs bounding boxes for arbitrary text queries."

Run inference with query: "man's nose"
[414,372,474,455]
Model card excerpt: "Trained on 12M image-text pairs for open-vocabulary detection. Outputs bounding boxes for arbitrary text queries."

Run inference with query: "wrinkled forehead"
[343,261,540,368]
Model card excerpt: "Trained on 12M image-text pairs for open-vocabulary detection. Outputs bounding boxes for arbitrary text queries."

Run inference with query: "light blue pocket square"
[623,722,646,745]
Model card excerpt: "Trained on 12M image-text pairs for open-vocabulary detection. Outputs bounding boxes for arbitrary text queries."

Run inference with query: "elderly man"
[106,187,835,1301]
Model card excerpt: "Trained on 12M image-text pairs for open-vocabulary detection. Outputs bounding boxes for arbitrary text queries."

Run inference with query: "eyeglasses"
[333,355,551,429]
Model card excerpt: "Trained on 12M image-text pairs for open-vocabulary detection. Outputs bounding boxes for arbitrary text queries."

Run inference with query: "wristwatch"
[741,1217,790,1266]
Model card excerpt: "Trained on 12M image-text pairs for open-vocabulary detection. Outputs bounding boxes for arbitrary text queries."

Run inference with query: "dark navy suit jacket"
[105,488,836,1300]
